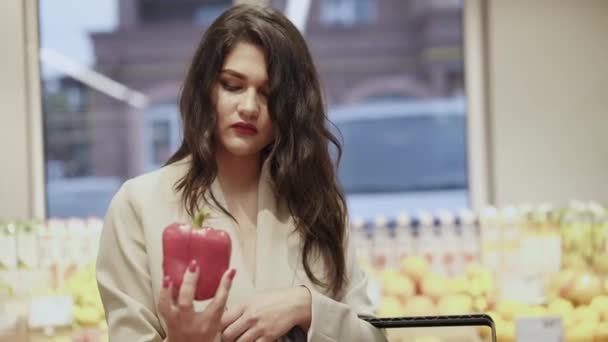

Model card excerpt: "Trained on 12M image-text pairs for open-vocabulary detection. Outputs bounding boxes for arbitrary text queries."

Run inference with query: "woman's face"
[213,41,274,158]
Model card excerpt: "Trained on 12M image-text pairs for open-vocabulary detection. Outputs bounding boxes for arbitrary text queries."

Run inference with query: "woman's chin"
[222,145,263,158]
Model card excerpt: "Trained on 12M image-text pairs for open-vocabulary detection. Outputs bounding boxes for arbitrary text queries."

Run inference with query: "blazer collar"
[199,158,299,294]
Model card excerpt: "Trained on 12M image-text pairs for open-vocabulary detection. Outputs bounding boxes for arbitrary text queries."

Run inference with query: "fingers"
[222,313,251,342]
[208,268,236,317]
[221,305,244,331]
[158,276,175,319]
[177,260,199,309]
[234,328,263,342]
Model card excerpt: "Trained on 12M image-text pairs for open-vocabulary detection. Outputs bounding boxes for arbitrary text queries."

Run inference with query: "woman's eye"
[221,81,241,92]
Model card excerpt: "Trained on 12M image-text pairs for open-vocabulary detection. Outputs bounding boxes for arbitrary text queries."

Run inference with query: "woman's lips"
[231,122,258,136]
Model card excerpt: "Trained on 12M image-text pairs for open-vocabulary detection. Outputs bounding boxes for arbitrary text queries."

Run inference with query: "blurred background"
[1,0,607,341]
[37,0,469,219]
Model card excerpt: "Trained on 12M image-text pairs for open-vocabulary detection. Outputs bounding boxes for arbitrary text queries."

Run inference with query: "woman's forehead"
[222,42,268,84]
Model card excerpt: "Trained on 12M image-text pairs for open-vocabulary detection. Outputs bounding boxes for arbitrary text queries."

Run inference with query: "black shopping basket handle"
[360,314,497,342]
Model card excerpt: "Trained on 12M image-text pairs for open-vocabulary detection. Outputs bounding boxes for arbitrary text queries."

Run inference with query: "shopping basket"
[361,314,497,342]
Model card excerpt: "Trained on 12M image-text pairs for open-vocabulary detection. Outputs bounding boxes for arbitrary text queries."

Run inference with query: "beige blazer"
[96,158,386,342]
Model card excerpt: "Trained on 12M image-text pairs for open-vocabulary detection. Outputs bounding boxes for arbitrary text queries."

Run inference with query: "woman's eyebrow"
[221,69,268,85]
[221,69,246,79]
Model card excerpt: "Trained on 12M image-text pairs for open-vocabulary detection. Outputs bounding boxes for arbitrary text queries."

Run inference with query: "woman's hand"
[158,260,236,342]
[220,287,312,342]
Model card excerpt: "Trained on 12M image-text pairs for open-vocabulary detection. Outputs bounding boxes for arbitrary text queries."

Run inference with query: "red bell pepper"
[162,209,232,300]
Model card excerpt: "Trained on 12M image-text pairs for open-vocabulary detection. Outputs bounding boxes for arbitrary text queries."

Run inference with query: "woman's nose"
[237,88,259,118]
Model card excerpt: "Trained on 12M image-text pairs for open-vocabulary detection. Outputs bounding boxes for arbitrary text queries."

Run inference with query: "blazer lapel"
[195,180,256,309]
[254,160,299,291]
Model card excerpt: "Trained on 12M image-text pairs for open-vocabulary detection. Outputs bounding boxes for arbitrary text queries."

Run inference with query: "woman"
[96,4,386,342]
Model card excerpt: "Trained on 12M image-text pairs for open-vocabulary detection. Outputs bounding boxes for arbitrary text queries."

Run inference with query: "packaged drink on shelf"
[371,215,396,271]
[503,204,560,305]
[499,206,521,275]
[38,220,60,269]
[479,206,501,273]
[0,222,18,297]
[540,204,562,276]
[66,217,88,268]
[16,220,39,269]
[437,210,459,276]
[458,208,480,270]
[590,203,608,275]
[0,222,18,270]
[86,217,104,262]
[560,201,594,270]
[394,212,414,264]
[38,219,69,289]
[351,216,373,272]
[416,211,443,275]
[350,217,381,308]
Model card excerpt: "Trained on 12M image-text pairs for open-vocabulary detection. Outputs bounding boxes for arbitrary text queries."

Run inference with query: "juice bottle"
[458,208,480,272]
[479,206,501,273]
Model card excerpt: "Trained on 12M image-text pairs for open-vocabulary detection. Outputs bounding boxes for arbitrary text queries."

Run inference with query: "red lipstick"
[231,121,258,135]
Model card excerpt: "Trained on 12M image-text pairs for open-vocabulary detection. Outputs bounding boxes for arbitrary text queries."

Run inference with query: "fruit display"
[0,218,106,341]
[374,256,608,341]
[2,201,607,341]
[357,202,608,342]
[376,257,496,318]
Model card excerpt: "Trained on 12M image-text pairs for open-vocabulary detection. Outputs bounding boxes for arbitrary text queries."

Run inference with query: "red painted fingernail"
[228,269,236,280]
[189,260,198,272]
[163,276,171,288]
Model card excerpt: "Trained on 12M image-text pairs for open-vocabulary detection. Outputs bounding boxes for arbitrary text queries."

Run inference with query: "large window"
[320,0,377,27]
[39,0,467,220]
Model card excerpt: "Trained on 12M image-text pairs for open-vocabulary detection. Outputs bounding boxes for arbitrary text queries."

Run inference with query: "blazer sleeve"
[96,181,168,342]
[304,235,387,342]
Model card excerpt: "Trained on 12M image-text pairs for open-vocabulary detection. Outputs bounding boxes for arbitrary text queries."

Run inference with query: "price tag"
[515,316,563,342]
[28,295,73,329]
[500,275,545,305]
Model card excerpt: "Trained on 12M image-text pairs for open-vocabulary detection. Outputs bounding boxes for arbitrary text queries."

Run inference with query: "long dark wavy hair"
[165,4,348,297]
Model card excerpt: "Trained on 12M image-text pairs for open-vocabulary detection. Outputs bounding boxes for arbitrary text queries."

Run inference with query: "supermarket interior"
[1,0,608,341]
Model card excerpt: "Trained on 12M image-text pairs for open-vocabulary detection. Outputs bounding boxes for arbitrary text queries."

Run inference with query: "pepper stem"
[193,209,209,229]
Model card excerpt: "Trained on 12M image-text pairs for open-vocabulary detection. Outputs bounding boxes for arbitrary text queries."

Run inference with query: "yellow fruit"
[496,300,527,321]
[380,270,416,299]
[447,276,468,295]
[420,274,450,301]
[567,322,597,342]
[466,281,484,298]
[575,306,601,324]
[563,272,603,305]
[478,313,501,339]
[547,269,576,297]
[437,294,473,315]
[400,256,430,283]
[495,320,515,342]
[590,296,608,321]
[377,296,405,317]
[477,271,495,294]
[518,305,546,318]
[473,296,489,312]
[403,296,436,316]
[594,323,608,342]
[547,298,575,316]
[73,305,104,326]
[564,312,579,329]
[562,253,590,269]
[465,262,485,279]
[486,310,502,322]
